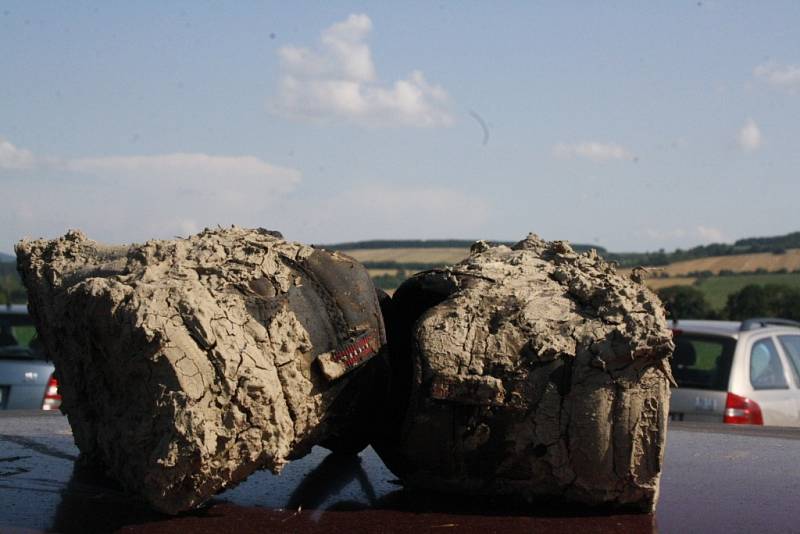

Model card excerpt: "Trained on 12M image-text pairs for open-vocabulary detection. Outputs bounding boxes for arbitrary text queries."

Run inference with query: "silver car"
[0,304,59,410]
[669,318,800,426]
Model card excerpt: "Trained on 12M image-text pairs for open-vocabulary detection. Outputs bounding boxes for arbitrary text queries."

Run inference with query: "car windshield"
[671,333,736,391]
[0,315,44,360]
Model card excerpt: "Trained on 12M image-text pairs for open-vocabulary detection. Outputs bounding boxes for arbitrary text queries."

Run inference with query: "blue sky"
[2,2,799,253]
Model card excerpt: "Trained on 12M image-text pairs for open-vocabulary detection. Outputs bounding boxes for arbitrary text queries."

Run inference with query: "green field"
[695,273,800,310]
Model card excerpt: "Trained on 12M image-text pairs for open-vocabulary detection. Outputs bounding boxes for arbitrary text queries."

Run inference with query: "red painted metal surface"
[1,412,799,533]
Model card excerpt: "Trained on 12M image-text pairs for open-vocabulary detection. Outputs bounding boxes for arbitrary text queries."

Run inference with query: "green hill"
[695,272,800,310]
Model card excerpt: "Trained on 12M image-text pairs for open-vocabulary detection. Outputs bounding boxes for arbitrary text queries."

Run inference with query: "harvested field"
[349,247,800,277]
[356,246,800,298]
[339,247,469,264]
[371,268,699,294]
[656,249,800,276]
[366,268,403,277]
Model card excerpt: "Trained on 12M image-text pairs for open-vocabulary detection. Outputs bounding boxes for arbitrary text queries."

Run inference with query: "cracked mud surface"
[16,227,386,514]
[375,234,674,511]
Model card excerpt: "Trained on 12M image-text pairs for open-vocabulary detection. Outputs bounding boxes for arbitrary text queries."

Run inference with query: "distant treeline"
[607,230,800,268]
[735,231,800,250]
[0,252,14,263]
[322,239,605,255]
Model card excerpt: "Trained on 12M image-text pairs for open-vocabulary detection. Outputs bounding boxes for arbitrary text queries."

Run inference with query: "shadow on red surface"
[48,451,655,534]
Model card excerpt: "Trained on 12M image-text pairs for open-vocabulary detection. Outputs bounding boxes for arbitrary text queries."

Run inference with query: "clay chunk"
[374,234,675,512]
[16,227,387,514]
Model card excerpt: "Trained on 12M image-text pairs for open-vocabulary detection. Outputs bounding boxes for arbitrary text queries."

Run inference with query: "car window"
[778,335,800,385]
[671,334,735,391]
[0,325,15,347]
[0,317,42,359]
[750,338,788,390]
[6,326,37,348]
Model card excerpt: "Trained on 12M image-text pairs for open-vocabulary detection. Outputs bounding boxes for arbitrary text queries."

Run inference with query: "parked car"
[670,317,800,426]
[0,304,59,410]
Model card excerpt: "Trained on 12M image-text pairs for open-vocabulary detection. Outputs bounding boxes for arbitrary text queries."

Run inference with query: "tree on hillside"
[0,272,27,305]
[0,262,28,305]
[656,286,715,320]
[723,284,800,321]
[735,231,800,251]
[723,285,767,319]
[775,288,800,321]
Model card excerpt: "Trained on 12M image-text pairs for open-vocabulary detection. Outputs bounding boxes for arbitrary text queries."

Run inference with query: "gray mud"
[375,234,674,511]
[16,227,386,514]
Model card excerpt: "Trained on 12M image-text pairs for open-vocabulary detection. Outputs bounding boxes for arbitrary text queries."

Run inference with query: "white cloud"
[641,228,687,241]
[272,14,453,127]
[1,135,493,252]
[640,225,727,245]
[297,184,491,242]
[695,225,725,242]
[754,61,800,93]
[2,140,301,196]
[280,14,376,83]
[0,136,302,248]
[0,137,37,170]
[553,142,633,161]
[66,153,299,196]
[738,119,762,152]
[62,153,301,238]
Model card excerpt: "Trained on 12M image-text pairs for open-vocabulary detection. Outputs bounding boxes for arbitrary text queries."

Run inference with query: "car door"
[776,334,800,425]
[747,336,797,426]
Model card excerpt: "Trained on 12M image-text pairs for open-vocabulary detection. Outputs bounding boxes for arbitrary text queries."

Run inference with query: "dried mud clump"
[16,227,387,514]
[374,234,675,512]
